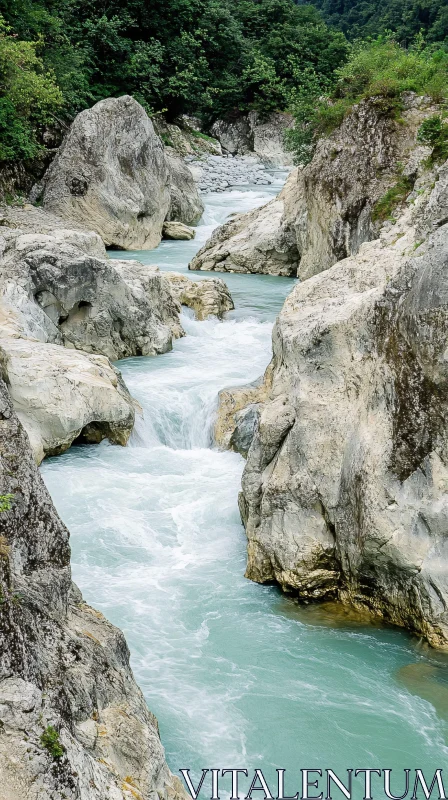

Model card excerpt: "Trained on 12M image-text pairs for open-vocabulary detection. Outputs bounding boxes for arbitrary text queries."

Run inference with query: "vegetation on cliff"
[286,35,448,163]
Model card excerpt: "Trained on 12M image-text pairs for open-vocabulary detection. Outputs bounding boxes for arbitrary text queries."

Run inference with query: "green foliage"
[40,725,65,759]
[417,114,448,163]
[298,0,448,47]
[0,0,348,135]
[0,14,62,162]
[0,493,14,512]
[286,36,448,164]
[372,174,414,223]
[191,130,216,142]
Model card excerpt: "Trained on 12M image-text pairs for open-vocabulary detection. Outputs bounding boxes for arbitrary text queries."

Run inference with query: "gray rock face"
[0,378,187,799]
[189,173,298,276]
[40,96,170,250]
[164,273,234,320]
[226,163,448,649]
[0,227,181,360]
[166,152,204,225]
[211,112,294,166]
[285,95,437,280]
[229,404,261,458]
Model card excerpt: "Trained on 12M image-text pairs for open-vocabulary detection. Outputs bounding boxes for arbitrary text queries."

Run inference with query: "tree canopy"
[297,0,448,47]
[0,0,348,163]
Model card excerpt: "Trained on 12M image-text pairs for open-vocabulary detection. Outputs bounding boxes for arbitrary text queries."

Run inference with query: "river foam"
[42,178,448,798]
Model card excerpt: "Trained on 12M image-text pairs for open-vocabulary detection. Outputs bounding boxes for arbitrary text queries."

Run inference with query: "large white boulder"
[0,226,182,360]
[0,337,136,463]
[164,272,234,319]
[40,95,170,250]
[223,163,448,649]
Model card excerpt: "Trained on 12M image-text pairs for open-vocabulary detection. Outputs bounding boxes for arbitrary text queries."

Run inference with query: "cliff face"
[210,112,294,167]
[0,377,186,800]
[283,94,435,280]
[218,141,448,646]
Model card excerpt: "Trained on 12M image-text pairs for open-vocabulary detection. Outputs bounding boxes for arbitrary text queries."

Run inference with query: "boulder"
[0,337,135,464]
[210,116,253,156]
[189,174,298,276]
[0,226,182,360]
[214,376,269,449]
[0,376,187,800]
[229,161,448,649]
[39,95,170,250]
[164,272,234,320]
[165,152,204,225]
[163,221,195,240]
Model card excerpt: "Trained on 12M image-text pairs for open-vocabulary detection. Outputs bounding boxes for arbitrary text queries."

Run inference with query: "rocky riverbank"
[215,95,448,649]
[0,95,241,799]
[187,154,276,194]
[0,377,187,800]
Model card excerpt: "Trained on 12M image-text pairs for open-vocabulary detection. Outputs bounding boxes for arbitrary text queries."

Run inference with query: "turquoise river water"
[42,176,448,799]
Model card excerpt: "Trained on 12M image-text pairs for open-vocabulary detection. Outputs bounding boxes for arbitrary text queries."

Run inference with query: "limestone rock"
[164,273,234,320]
[163,221,195,240]
[231,162,448,649]
[165,152,204,225]
[189,177,298,276]
[0,337,135,464]
[40,96,170,250]
[214,375,269,449]
[0,377,187,800]
[0,205,107,258]
[285,95,438,280]
[0,226,182,360]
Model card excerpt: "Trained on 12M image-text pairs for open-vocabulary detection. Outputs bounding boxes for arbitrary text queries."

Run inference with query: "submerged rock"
[164,272,234,320]
[226,161,448,649]
[163,221,195,240]
[0,376,187,799]
[39,95,170,250]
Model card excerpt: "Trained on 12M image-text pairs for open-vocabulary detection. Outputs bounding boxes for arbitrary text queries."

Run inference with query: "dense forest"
[299,0,448,45]
[0,0,447,167]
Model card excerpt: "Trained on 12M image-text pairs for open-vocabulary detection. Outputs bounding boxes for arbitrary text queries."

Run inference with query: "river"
[41,177,448,798]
